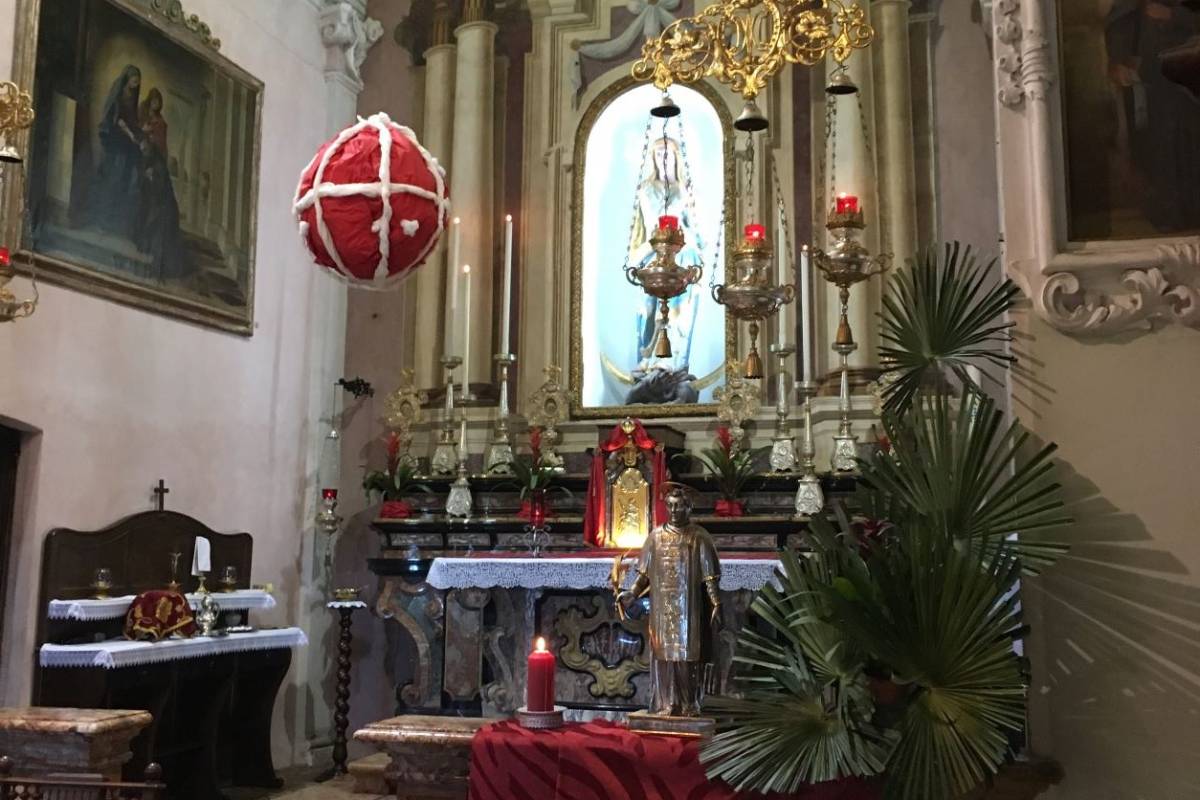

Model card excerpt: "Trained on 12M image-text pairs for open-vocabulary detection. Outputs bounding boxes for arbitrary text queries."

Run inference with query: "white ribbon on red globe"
[292,111,450,289]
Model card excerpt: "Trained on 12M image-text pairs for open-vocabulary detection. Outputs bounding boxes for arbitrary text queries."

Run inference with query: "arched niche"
[568,78,736,419]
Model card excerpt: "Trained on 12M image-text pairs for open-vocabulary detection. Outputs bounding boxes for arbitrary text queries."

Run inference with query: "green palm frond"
[702,538,896,792]
[879,242,1019,416]
[860,393,1072,572]
[827,529,1027,800]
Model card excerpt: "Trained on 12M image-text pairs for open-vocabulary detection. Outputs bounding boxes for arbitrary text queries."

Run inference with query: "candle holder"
[446,460,473,518]
[430,355,462,477]
[712,225,795,379]
[626,219,702,358]
[793,380,825,517]
[812,203,890,474]
[767,344,798,472]
[484,353,517,475]
[316,488,342,535]
[516,706,566,729]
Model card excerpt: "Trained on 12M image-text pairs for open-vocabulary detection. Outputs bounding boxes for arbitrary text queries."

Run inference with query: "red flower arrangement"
[691,426,765,517]
[363,432,430,518]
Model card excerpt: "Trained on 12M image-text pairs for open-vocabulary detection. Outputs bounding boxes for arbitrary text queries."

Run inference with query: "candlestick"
[775,208,790,347]
[484,353,517,475]
[526,637,556,712]
[799,245,815,384]
[768,344,797,472]
[501,215,513,355]
[461,264,472,400]
[429,355,461,477]
[794,380,825,517]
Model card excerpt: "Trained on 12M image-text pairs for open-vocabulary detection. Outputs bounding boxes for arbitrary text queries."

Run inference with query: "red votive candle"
[658,214,679,230]
[744,223,766,241]
[527,636,556,712]
[321,488,338,501]
[835,193,859,214]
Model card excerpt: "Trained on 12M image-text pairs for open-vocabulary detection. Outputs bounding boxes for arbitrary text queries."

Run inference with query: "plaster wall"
[0,0,348,768]
[930,3,1200,798]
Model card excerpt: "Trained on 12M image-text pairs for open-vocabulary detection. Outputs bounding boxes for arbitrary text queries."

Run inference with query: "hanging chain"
[826,94,839,209]
[743,132,756,225]
[770,151,795,276]
[660,116,671,216]
[855,90,873,158]
[621,113,655,275]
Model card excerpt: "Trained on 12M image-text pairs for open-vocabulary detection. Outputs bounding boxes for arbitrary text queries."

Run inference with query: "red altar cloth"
[468,720,882,800]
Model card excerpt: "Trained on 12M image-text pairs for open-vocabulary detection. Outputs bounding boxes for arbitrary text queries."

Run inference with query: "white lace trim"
[326,600,369,609]
[40,627,308,669]
[47,590,277,622]
[425,557,781,592]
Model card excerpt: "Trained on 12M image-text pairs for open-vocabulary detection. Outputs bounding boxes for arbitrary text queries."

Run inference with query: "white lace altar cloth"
[40,627,308,670]
[426,556,781,592]
[47,589,277,622]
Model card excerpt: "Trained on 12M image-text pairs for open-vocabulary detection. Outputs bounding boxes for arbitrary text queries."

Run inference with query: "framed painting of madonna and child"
[4,0,262,334]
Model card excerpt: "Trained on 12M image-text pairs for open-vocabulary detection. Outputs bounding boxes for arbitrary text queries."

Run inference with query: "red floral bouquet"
[693,426,764,516]
[363,432,431,518]
[505,428,569,527]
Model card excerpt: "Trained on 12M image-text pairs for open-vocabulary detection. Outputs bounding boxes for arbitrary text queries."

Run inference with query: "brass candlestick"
[767,344,798,472]
[430,355,461,477]
[793,380,825,517]
[484,353,516,475]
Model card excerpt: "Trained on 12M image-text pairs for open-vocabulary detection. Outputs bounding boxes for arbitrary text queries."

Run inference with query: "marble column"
[414,3,457,392]
[872,0,919,269]
[446,4,498,396]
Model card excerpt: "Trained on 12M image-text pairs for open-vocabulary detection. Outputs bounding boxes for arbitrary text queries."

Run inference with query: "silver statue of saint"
[616,485,721,717]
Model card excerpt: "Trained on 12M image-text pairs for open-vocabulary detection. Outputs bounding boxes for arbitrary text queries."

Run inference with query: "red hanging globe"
[293,112,449,289]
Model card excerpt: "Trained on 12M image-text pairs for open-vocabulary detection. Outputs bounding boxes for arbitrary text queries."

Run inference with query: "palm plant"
[702,242,1073,800]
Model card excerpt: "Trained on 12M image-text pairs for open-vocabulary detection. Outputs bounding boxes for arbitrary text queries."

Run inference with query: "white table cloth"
[47,589,277,621]
[425,556,781,592]
[40,627,308,670]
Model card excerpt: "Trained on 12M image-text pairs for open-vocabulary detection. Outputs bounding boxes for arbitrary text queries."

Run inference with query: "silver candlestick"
[484,353,516,475]
[793,380,825,517]
[767,344,798,472]
[430,355,461,477]
[446,415,472,518]
[831,295,858,473]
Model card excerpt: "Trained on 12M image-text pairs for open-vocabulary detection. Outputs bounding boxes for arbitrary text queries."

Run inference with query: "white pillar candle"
[799,245,815,384]
[501,214,513,355]
[776,206,789,347]
[462,264,472,397]
[448,217,461,313]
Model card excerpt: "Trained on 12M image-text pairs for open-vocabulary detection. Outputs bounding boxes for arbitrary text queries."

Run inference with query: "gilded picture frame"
[570,76,737,419]
[3,0,263,335]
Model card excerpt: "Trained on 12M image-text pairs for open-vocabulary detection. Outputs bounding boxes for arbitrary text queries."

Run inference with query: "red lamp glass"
[835,194,859,215]
[744,223,766,241]
[0,247,10,268]
[658,214,679,230]
[321,488,338,501]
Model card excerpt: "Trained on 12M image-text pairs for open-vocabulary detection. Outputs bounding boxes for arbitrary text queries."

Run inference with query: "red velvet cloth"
[583,420,669,547]
[123,590,195,641]
[469,721,881,800]
[713,499,745,517]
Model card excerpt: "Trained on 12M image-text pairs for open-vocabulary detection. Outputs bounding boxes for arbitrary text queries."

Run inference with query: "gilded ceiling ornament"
[632,0,875,104]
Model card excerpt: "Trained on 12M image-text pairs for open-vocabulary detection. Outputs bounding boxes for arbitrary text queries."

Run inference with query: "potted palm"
[702,243,1070,800]
[363,432,431,518]
[690,426,764,516]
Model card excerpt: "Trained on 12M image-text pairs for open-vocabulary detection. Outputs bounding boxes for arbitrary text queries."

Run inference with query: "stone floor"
[228,769,382,800]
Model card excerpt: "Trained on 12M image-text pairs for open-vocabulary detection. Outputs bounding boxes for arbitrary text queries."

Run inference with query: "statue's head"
[663,484,693,526]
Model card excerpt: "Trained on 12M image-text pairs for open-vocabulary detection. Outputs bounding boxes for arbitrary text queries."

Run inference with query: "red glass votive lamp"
[744,223,766,242]
[658,215,679,231]
[321,488,338,501]
[835,194,859,215]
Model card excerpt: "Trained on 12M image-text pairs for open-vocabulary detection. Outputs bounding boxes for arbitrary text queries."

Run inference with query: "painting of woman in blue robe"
[88,64,144,241]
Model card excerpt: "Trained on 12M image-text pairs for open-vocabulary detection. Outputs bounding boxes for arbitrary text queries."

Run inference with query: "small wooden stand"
[328,601,365,775]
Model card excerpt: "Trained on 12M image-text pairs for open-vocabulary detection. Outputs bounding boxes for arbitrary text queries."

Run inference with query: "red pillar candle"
[658,214,679,230]
[744,223,766,241]
[835,193,859,214]
[527,636,556,712]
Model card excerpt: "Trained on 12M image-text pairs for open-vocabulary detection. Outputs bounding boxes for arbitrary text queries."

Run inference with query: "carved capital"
[993,0,1052,109]
[320,1,384,89]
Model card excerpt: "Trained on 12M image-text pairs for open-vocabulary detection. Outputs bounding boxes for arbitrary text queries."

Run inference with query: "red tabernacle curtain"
[583,420,669,547]
[469,720,883,800]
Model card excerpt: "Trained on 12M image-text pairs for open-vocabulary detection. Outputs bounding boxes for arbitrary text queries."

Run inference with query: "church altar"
[39,627,308,669]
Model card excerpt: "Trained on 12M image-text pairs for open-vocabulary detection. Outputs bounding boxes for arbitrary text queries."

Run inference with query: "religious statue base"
[627,711,715,739]
[516,706,566,730]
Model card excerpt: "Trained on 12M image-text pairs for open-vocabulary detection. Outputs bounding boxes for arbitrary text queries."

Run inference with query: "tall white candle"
[448,217,461,313]
[501,214,514,355]
[799,245,815,384]
[462,264,472,397]
[776,207,789,347]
